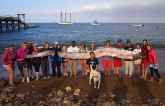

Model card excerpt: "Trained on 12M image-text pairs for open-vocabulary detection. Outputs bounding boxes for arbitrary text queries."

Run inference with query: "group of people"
[2,39,163,86]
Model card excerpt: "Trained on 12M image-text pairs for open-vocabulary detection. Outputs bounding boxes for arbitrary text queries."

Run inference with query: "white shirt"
[67,46,79,52]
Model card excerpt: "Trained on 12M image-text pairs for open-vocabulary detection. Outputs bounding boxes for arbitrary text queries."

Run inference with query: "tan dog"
[89,65,101,89]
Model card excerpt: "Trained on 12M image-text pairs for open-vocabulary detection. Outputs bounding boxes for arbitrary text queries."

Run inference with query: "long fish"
[23,50,54,58]
[23,47,141,60]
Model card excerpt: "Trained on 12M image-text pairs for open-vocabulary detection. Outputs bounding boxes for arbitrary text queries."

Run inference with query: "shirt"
[86,58,99,70]
[67,46,79,53]
[17,48,29,63]
[2,50,17,65]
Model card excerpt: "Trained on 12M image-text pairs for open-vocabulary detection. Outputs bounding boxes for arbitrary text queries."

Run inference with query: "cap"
[54,41,58,44]
[91,41,94,43]
[127,39,131,43]
[118,39,122,42]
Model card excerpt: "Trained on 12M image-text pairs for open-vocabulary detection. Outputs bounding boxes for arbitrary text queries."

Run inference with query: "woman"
[2,45,17,85]
[62,46,68,76]
[31,43,41,81]
[79,42,88,76]
[90,41,95,51]
[134,43,142,77]
[147,44,163,84]
[40,42,51,79]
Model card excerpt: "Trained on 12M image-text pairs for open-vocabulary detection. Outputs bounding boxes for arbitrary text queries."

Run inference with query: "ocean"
[0,23,165,78]
[0,23,165,51]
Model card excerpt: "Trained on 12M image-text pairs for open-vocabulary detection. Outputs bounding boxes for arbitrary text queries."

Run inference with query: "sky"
[0,0,165,23]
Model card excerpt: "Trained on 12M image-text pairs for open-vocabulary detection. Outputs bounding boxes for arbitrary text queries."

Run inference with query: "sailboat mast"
[60,11,63,22]
[65,13,66,23]
[70,13,71,23]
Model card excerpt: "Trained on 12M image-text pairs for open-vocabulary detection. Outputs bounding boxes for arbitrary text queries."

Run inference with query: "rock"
[147,99,151,103]
[142,104,148,106]
[63,100,72,106]
[32,93,42,99]
[16,93,25,100]
[103,101,112,106]
[0,78,6,87]
[56,98,62,102]
[121,98,127,105]
[6,103,13,106]
[32,85,36,88]
[57,90,64,98]
[74,89,81,96]
[65,86,72,93]
[110,94,116,98]
[111,101,116,106]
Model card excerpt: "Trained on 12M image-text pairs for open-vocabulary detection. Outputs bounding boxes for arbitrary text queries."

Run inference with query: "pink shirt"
[148,49,158,64]
[2,50,17,66]
[17,48,29,63]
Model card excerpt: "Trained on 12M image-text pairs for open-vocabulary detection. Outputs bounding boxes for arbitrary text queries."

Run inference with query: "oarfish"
[23,50,54,58]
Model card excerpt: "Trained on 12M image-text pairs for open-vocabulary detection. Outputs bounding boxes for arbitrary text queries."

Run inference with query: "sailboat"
[56,12,73,25]
[90,20,100,26]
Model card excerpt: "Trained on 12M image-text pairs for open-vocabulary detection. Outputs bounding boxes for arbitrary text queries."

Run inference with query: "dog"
[89,65,101,89]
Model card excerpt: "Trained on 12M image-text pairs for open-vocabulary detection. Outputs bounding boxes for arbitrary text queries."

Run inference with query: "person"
[133,43,142,77]
[102,40,112,76]
[51,41,62,77]
[17,42,30,83]
[31,43,41,81]
[40,42,51,79]
[89,41,96,51]
[27,41,34,78]
[141,39,149,80]
[79,42,88,76]
[61,46,68,76]
[2,45,17,85]
[113,39,123,77]
[86,52,99,71]
[124,39,134,77]
[147,44,163,84]
[67,41,79,77]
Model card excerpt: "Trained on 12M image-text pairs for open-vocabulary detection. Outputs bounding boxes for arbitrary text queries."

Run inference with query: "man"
[124,39,134,77]
[51,41,62,77]
[90,41,95,51]
[17,42,30,83]
[113,39,123,77]
[86,52,99,71]
[67,41,79,77]
[102,40,112,76]
[141,39,149,80]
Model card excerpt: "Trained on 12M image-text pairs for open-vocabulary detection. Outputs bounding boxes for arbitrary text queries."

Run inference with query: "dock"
[0,14,26,32]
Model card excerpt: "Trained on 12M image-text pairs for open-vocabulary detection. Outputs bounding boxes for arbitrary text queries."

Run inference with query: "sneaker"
[65,73,68,76]
[75,75,77,77]
[47,76,50,79]
[63,73,66,76]
[128,75,132,78]
[27,77,30,83]
[43,77,47,79]
[125,74,128,77]
[22,77,25,82]
[31,75,34,79]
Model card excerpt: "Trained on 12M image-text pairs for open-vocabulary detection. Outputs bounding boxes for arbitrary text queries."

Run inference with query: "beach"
[0,49,165,105]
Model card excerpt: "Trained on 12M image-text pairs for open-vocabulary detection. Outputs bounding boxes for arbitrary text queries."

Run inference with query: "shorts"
[114,59,122,67]
[18,62,28,72]
[134,62,141,65]
[3,65,9,69]
[141,59,149,67]
[33,61,41,72]
[102,59,112,69]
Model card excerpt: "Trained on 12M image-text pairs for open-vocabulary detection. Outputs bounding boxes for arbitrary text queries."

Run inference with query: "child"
[62,46,68,76]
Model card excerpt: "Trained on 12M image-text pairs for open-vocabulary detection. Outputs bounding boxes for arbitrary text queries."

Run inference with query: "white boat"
[90,20,100,26]
[130,24,144,27]
[56,12,73,25]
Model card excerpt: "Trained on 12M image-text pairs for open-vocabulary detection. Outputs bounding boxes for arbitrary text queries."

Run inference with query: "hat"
[118,39,122,42]
[127,39,131,43]
[54,41,58,44]
[91,41,94,43]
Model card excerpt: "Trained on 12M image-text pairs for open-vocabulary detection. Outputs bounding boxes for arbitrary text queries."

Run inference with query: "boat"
[90,20,100,26]
[156,26,165,29]
[20,24,39,28]
[130,24,144,27]
[56,12,73,25]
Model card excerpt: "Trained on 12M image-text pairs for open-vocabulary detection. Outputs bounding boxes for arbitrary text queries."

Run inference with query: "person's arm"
[152,50,158,65]
[86,59,90,71]
[95,58,99,71]
[2,51,9,65]
[95,64,98,71]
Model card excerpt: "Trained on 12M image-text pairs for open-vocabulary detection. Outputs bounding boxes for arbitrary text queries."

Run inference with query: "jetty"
[0,14,26,32]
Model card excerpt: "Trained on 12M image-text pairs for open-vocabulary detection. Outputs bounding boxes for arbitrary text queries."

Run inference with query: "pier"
[0,14,26,32]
